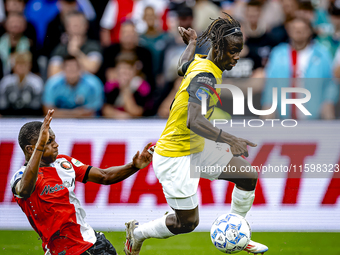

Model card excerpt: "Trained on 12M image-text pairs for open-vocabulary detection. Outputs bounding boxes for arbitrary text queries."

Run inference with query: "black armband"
[82,166,93,183]
[215,129,223,143]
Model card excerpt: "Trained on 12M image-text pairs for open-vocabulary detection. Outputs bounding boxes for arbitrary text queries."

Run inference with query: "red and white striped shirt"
[10,155,96,255]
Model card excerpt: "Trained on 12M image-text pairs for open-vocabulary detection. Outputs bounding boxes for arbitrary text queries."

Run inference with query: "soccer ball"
[210,213,251,254]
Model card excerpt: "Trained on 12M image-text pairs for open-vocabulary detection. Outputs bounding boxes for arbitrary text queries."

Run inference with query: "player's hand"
[132,142,154,169]
[178,27,197,45]
[36,109,54,150]
[230,137,257,157]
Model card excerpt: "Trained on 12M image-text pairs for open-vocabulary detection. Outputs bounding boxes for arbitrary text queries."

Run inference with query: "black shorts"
[81,231,117,255]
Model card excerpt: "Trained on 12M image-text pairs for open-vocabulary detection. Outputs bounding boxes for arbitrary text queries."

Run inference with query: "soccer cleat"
[124,220,144,255]
[244,240,268,254]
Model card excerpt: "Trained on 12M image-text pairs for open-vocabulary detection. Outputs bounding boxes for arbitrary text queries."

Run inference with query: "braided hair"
[197,12,243,61]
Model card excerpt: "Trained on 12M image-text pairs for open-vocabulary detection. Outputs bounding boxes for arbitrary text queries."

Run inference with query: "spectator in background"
[295,0,333,37]
[163,5,193,84]
[233,0,285,31]
[102,21,154,90]
[43,55,103,118]
[47,11,102,77]
[221,1,269,117]
[239,0,273,67]
[102,53,151,118]
[268,0,298,47]
[25,0,97,51]
[263,17,338,119]
[43,0,78,57]
[223,2,267,78]
[1,0,37,48]
[0,0,5,23]
[130,0,168,35]
[0,52,43,116]
[99,0,168,47]
[139,6,174,87]
[295,0,315,23]
[176,4,194,32]
[155,6,193,116]
[0,12,32,75]
[193,0,221,34]
[156,76,182,118]
[100,0,134,46]
[316,2,340,57]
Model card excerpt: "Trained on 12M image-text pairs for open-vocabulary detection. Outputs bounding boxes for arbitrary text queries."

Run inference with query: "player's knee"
[182,217,199,233]
[243,170,257,191]
[249,167,258,182]
[175,216,199,233]
[237,162,258,191]
[246,172,258,190]
[248,173,258,190]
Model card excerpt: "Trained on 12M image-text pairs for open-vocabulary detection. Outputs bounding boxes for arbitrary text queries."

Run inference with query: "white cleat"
[244,240,268,254]
[124,220,144,255]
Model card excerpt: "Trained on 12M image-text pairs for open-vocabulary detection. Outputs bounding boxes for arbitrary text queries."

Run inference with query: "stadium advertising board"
[0,119,339,231]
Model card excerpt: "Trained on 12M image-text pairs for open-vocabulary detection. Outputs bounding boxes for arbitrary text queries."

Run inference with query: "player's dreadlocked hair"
[197,12,243,61]
[18,121,43,152]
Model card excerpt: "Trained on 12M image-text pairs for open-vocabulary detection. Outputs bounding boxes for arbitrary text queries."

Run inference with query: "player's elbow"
[20,192,31,199]
[102,172,121,185]
[95,169,112,185]
[187,102,201,130]
[187,115,198,130]
[101,173,112,185]
[18,188,32,199]
[187,113,201,131]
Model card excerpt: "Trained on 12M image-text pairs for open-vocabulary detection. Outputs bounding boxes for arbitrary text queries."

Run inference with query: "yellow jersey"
[155,54,223,157]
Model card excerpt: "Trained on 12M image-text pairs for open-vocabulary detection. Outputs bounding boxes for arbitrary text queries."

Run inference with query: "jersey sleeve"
[59,155,92,183]
[181,59,194,75]
[10,168,25,198]
[186,72,217,105]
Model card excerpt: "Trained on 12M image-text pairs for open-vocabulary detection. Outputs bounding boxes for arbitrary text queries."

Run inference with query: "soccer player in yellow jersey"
[124,14,268,255]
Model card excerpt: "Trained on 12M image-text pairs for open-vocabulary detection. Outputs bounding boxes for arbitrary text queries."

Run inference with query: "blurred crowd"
[0,0,340,120]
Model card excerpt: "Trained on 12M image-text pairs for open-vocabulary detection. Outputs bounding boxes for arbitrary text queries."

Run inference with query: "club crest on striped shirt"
[60,161,72,170]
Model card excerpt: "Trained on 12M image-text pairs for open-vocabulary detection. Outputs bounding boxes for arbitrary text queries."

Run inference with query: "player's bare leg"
[218,156,268,254]
[165,206,199,234]
[124,157,266,255]
[124,206,199,254]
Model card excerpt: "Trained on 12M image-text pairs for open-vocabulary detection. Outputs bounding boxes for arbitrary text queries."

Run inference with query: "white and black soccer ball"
[210,213,251,254]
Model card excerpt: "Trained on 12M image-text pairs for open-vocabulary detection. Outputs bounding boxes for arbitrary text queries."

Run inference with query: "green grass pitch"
[1,230,340,254]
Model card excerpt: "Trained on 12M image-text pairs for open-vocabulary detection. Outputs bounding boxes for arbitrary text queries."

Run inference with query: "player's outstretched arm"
[177,27,197,76]
[16,109,54,198]
[86,143,154,185]
[187,102,256,157]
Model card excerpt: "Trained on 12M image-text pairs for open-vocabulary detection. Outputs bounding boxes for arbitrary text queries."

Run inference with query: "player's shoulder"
[10,166,26,187]
[56,154,76,165]
[186,72,218,103]
[57,154,69,158]
[9,166,26,198]
[54,155,79,171]
[57,154,86,168]
[191,72,216,88]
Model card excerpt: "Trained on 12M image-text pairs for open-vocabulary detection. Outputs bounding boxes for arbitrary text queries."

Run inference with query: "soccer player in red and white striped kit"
[10,109,154,255]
